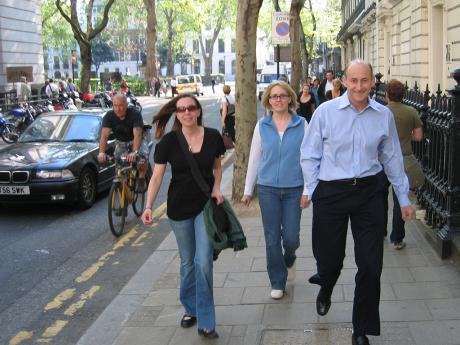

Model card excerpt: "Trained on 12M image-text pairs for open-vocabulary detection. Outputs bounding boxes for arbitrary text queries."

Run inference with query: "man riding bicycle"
[98,94,148,192]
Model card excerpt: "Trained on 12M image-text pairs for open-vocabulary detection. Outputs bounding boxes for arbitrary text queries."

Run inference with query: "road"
[0,93,228,345]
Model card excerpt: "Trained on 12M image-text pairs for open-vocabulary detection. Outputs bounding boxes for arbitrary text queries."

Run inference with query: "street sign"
[272,12,290,45]
[274,46,291,62]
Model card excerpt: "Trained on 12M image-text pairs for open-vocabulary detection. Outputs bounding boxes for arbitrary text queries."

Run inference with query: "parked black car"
[0,110,116,208]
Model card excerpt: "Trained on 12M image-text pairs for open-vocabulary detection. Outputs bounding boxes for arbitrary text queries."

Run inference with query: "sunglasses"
[176,105,199,114]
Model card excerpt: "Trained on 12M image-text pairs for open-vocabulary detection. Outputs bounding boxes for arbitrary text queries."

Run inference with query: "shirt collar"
[337,91,380,112]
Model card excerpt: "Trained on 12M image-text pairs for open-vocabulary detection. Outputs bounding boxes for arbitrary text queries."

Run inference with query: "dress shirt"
[300,92,410,207]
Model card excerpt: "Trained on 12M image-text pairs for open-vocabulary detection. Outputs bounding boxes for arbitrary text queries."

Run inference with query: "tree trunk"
[79,41,92,93]
[232,0,263,202]
[165,10,174,76]
[299,21,309,78]
[198,4,224,77]
[289,0,305,95]
[143,0,158,79]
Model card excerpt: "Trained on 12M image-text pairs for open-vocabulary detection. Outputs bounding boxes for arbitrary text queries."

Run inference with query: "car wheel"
[77,167,96,209]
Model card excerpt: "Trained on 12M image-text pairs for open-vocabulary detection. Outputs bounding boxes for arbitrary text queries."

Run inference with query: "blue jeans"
[257,185,302,290]
[169,211,215,330]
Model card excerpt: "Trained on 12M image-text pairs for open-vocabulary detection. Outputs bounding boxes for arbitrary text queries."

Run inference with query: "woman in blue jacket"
[242,80,309,299]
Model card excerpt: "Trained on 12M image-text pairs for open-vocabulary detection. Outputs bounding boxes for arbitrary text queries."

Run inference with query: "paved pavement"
[75,159,460,345]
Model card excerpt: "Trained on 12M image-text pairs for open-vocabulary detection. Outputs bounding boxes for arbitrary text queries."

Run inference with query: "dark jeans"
[312,173,385,336]
[224,115,235,142]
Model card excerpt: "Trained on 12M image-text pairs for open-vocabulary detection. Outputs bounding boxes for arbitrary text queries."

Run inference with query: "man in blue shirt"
[300,60,414,345]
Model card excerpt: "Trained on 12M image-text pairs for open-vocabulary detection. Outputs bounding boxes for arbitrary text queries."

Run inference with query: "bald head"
[113,94,128,119]
[344,59,373,78]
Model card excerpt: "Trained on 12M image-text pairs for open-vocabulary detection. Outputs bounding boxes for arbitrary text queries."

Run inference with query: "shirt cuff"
[395,193,410,207]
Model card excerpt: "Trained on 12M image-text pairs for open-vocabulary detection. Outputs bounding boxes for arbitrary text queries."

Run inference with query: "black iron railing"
[374,69,460,258]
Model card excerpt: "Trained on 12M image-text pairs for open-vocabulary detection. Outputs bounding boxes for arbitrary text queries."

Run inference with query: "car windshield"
[260,74,279,83]
[18,114,102,143]
[178,76,192,84]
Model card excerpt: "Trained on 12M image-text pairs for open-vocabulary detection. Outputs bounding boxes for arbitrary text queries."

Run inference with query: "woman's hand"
[241,195,251,206]
[300,195,310,209]
[141,208,154,225]
[211,188,224,205]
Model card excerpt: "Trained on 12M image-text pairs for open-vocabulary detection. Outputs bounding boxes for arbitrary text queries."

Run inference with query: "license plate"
[0,185,30,195]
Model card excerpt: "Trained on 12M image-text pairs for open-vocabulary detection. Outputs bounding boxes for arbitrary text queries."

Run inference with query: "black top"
[102,108,143,142]
[296,93,315,122]
[154,127,226,220]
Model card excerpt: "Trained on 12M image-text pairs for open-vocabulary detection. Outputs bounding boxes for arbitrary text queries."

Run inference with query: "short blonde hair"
[332,79,342,88]
[261,80,298,111]
[223,85,231,95]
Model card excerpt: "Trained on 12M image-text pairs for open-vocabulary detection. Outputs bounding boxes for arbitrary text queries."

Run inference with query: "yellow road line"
[36,320,68,343]
[132,231,150,246]
[8,331,33,345]
[64,286,100,317]
[44,288,76,312]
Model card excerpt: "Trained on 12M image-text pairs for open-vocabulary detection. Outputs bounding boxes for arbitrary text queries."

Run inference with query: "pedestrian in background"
[154,78,161,97]
[296,82,316,123]
[242,80,308,300]
[220,84,236,143]
[311,78,320,107]
[141,94,225,339]
[317,70,334,104]
[300,60,414,345]
[325,79,344,101]
[16,76,31,102]
[211,78,216,94]
[161,79,168,97]
[383,79,423,250]
[170,77,178,97]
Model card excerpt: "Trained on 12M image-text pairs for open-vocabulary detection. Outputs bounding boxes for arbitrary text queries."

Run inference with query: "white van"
[176,74,203,95]
[257,65,289,100]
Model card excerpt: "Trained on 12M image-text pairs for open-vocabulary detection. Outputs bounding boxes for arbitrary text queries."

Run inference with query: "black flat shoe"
[180,314,196,328]
[198,328,219,338]
[308,273,321,285]
[316,288,331,316]
[352,334,369,345]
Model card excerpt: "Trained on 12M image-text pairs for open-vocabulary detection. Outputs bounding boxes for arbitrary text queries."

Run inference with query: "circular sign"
[276,22,289,36]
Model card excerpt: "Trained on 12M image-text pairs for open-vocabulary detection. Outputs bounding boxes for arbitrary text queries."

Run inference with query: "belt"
[322,174,378,187]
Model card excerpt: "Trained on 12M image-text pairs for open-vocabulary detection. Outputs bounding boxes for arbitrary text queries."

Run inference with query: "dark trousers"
[224,115,235,142]
[312,173,385,336]
[382,178,405,243]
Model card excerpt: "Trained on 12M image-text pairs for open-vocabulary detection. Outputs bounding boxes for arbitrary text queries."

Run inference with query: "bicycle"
[107,152,150,237]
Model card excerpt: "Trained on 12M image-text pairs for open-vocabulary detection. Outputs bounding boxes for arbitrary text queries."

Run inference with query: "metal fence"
[374,69,460,259]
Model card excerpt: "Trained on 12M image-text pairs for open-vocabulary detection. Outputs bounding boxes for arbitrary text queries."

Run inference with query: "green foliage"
[41,0,75,51]
[92,38,115,73]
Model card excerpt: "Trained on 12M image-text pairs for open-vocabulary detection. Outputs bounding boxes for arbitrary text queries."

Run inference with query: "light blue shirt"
[300,92,410,207]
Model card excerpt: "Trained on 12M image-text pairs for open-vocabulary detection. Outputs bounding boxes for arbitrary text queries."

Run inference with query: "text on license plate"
[0,185,30,195]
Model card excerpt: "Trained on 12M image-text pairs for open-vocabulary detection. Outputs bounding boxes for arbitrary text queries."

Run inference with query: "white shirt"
[324,80,333,93]
[170,79,177,87]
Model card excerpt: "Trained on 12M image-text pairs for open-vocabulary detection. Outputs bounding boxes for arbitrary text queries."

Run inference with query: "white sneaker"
[287,261,296,282]
[270,289,284,299]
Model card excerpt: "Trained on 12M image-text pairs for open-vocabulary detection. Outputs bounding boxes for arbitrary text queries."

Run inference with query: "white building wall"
[0,0,45,90]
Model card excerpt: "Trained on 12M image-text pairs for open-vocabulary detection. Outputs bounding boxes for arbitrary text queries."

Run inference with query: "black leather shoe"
[352,334,370,345]
[316,288,331,316]
[308,273,321,285]
[198,328,219,338]
[180,314,196,328]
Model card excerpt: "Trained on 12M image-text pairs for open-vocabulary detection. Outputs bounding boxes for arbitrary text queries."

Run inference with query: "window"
[104,68,109,73]
[231,39,236,53]
[54,71,61,78]
[193,40,199,54]
[194,60,201,74]
[218,39,225,53]
[219,60,225,74]
[54,56,60,69]
[115,68,120,73]
[231,60,236,75]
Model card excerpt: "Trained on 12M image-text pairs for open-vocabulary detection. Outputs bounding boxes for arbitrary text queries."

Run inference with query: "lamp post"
[71,50,77,82]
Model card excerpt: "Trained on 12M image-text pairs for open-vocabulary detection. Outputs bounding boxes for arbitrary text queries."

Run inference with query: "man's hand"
[300,195,310,209]
[98,152,107,164]
[127,151,138,162]
[401,205,415,221]
[141,208,153,225]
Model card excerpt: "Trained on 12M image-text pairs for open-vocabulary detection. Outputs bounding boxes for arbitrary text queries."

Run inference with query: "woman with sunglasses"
[242,80,309,300]
[141,94,226,339]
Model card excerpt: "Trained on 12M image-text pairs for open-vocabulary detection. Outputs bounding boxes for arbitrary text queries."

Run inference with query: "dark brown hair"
[386,79,406,102]
[152,94,203,139]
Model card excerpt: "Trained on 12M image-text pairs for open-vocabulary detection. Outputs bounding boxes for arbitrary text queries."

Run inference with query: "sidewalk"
[76,163,460,345]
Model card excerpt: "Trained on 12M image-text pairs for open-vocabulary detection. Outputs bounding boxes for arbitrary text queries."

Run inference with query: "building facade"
[337,0,460,92]
[0,0,45,91]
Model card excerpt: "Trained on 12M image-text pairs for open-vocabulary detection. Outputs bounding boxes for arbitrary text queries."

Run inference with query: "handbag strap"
[175,129,211,197]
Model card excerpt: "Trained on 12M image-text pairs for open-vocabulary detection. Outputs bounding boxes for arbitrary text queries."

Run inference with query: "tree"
[143,0,159,81]
[92,39,115,76]
[232,0,264,201]
[289,0,306,95]
[55,0,116,93]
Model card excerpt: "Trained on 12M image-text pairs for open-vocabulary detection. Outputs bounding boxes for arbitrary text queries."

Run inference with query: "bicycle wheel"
[108,182,126,237]
[132,165,151,216]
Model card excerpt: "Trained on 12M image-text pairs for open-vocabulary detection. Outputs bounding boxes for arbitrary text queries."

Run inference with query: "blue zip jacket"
[257,111,305,188]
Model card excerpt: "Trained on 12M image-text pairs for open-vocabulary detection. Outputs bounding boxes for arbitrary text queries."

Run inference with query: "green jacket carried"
[203,198,247,260]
